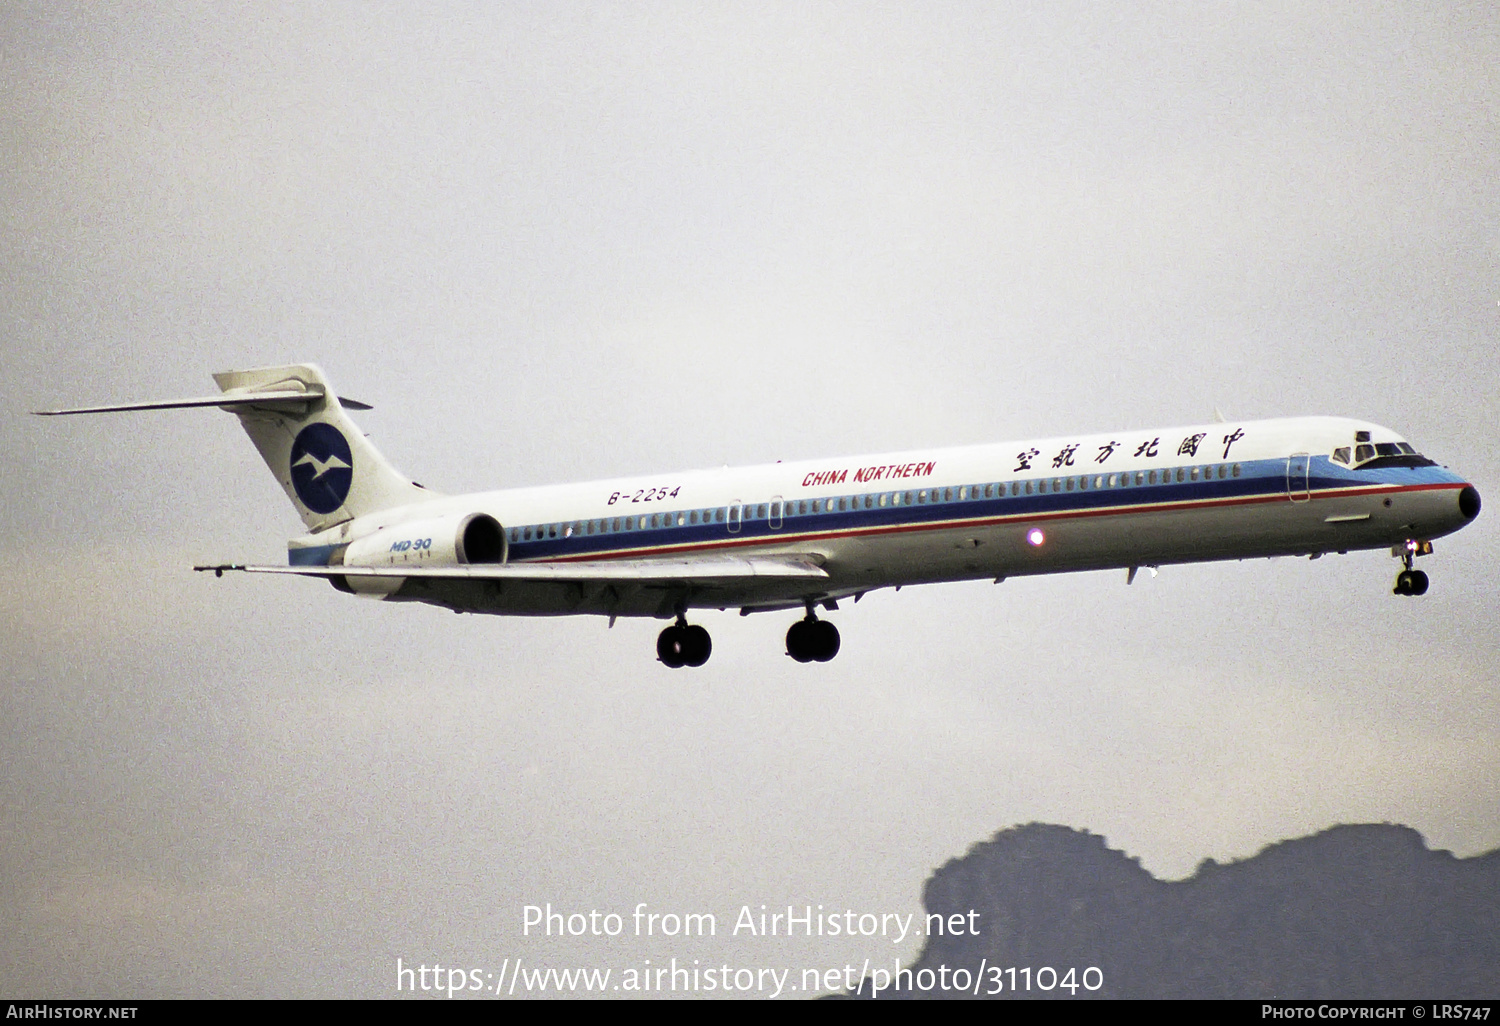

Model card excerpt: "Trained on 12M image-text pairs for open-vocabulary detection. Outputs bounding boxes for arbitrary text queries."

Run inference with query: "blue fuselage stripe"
[499,457,1462,564]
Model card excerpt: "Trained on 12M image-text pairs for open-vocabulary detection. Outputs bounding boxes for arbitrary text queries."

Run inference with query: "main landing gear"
[1393,540,1430,597]
[657,617,712,668]
[654,606,842,666]
[786,610,840,663]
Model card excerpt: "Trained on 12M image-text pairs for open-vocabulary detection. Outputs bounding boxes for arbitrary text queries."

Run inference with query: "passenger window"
[1025,481,1034,495]
[917,490,926,503]
[1232,464,1241,477]
[1052,478,1061,492]
[1190,467,1198,481]
[904,491,914,505]
[1108,474,1117,487]
[1176,468,1185,483]
[1148,471,1157,485]
[757,503,767,519]
[944,488,953,501]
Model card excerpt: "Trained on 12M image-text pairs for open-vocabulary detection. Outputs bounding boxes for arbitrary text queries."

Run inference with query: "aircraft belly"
[391,573,836,618]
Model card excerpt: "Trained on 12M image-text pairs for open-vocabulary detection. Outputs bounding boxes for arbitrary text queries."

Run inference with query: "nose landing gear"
[657,617,712,668]
[786,610,840,663]
[1393,540,1431,597]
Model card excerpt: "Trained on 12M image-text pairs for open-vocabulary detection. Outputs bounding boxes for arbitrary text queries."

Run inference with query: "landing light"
[1027,528,1045,547]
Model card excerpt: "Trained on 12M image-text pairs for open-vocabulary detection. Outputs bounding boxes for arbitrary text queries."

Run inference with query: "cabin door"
[1285,453,1311,503]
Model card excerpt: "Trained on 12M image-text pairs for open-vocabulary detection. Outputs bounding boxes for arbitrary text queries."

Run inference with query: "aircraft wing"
[196,553,828,584]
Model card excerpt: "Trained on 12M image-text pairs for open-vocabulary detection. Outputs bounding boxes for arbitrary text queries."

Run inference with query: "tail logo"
[290,423,354,514]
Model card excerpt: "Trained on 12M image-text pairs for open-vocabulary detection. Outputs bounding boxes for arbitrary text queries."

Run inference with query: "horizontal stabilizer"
[197,554,829,585]
[33,388,372,415]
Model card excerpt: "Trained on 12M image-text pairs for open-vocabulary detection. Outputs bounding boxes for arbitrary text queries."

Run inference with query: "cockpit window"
[1348,439,1437,470]
[1332,447,1351,466]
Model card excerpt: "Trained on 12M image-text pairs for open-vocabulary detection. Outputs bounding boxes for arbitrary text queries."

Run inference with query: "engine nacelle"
[335,512,505,596]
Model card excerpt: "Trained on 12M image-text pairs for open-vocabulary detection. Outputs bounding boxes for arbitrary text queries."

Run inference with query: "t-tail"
[36,362,433,530]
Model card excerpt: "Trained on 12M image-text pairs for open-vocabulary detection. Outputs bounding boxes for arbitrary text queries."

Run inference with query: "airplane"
[37,363,1481,667]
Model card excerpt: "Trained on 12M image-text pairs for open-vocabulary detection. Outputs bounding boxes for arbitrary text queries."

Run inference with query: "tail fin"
[212,363,433,530]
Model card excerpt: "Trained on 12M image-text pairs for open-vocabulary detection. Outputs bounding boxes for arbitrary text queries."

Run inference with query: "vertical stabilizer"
[213,364,432,530]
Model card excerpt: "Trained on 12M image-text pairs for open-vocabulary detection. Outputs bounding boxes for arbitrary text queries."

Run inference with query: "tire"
[786,620,815,662]
[811,620,841,662]
[657,625,686,668]
[681,625,712,667]
[1411,570,1429,596]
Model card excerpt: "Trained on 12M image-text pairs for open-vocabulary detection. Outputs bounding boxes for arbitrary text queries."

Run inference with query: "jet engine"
[334,512,506,595]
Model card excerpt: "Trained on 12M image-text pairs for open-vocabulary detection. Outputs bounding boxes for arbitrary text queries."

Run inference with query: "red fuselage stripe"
[527,480,1465,565]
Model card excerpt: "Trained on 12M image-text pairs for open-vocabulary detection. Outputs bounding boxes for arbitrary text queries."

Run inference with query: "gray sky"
[2,1,1497,998]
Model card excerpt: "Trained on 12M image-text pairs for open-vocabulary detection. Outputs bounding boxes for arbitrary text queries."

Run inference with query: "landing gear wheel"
[1394,568,1430,597]
[681,624,712,667]
[658,623,711,667]
[786,620,816,663]
[657,625,686,667]
[810,620,840,662]
[786,617,840,662]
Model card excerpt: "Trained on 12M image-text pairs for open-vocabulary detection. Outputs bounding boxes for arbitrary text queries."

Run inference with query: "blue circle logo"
[290,423,354,514]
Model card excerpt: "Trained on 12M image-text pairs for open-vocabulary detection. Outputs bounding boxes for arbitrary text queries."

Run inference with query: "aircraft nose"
[1459,485,1481,521]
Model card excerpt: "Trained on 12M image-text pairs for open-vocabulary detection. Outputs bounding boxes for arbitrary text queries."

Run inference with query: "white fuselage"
[288,415,1479,619]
